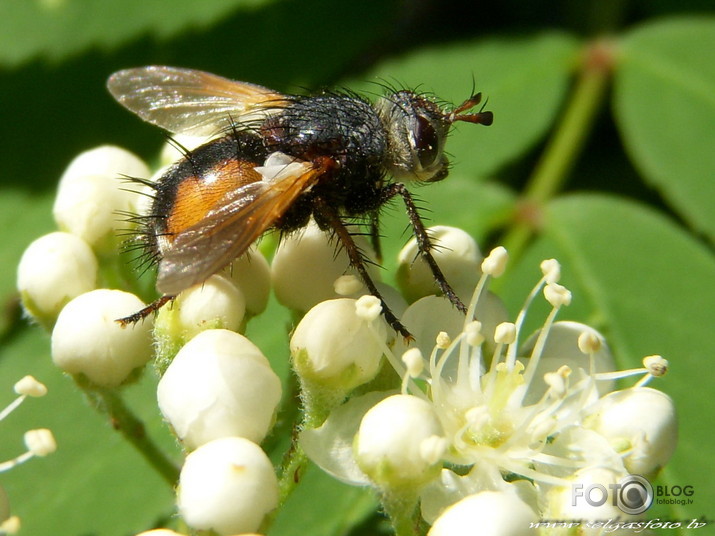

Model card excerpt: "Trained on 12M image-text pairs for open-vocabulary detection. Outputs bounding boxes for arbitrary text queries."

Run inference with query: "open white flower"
[301,247,675,527]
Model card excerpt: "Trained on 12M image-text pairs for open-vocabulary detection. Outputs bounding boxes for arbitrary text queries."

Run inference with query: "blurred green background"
[1,0,714,534]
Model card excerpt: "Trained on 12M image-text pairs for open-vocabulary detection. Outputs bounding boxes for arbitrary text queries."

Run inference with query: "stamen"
[521,284,571,390]
[540,259,561,284]
[505,264,552,364]
[436,331,451,349]
[643,355,668,377]
[0,516,20,534]
[481,247,508,278]
[494,322,516,345]
[354,295,382,322]
[544,366,571,398]
[577,331,602,355]
[0,428,58,473]
[14,376,47,397]
[334,275,363,296]
[401,349,424,395]
[24,429,57,457]
[543,283,572,308]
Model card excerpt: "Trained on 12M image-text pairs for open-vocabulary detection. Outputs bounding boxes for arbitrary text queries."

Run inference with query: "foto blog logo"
[572,474,654,515]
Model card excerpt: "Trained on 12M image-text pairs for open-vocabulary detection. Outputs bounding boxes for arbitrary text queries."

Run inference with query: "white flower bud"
[154,275,246,364]
[519,322,615,404]
[156,275,245,344]
[290,298,385,390]
[428,491,537,536]
[53,146,150,250]
[177,437,278,535]
[158,329,281,449]
[355,394,445,488]
[584,387,677,477]
[17,232,97,326]
[272,220,379,313]
[23,429,57,457]
[221,247,271,316]
[397,226,482,303]
[51,290,153,387]
[134,530,184,536]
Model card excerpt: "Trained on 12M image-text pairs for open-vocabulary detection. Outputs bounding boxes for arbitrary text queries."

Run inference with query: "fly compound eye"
[413,115,440,169]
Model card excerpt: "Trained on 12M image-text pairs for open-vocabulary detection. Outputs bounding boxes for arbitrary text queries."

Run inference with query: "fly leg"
[380,182,467,314]
[313,197,412,340]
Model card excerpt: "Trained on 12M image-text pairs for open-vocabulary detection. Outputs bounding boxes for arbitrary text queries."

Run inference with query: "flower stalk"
[81,382,179,487]
[501,38,614,262]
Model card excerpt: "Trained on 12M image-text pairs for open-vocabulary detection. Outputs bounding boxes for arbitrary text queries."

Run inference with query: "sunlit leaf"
[0,0,272,66]
[614,17,715,241]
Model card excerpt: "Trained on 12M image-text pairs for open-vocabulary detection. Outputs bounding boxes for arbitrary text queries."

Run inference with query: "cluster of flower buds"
[16,144,677,535]
[17,146,281,534]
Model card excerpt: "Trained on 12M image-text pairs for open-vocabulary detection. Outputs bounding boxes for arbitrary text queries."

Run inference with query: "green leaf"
[270,463,377,536]
[0,0,272,67]
[0,328,179,535]
[351,32,580,178]
[614,17,715,242]
[500,193,715,520]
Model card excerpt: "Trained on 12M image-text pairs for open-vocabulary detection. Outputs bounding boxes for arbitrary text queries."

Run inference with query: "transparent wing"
[156,159,324,295]
[107,66,289,136]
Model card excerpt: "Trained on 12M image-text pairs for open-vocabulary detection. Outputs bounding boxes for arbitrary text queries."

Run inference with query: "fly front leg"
[381,182,467,314]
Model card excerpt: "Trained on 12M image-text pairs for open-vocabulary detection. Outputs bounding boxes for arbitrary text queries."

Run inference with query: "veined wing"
[107,66,289,136]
